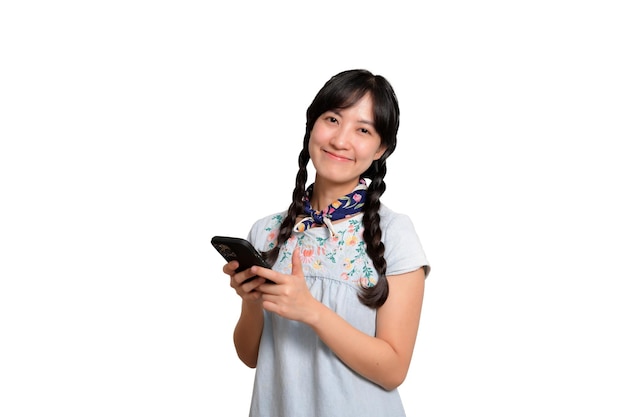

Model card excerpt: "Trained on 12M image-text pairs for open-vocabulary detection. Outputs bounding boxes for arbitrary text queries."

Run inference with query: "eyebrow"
[329,109,375,127]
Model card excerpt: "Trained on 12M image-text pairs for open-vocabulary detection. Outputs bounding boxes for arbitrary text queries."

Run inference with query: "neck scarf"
[293,178,368,237]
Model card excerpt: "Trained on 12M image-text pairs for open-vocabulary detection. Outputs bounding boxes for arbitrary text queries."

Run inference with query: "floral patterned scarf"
[293,178,367,237]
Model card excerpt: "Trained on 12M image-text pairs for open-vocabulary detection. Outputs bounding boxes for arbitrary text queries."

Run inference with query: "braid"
[359,160,389,308]
[263,145,310,265]
[261,69,399,309]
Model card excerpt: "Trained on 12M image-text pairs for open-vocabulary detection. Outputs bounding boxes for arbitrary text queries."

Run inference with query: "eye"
[327,116,339,124]
[359,127,370,134]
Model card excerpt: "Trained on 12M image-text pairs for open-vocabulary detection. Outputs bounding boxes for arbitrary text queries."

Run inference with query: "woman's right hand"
[223,260,267,303]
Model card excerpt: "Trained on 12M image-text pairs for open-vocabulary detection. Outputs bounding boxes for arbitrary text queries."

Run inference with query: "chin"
[316,173,361,186]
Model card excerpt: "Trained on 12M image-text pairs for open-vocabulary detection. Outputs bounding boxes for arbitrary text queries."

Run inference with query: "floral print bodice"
[260,213,379,288]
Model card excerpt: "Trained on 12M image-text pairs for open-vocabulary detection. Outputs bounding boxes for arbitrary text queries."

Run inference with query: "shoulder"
[247,211,287,252]
[378,204,431,278]
[378,204,420,251]
[378,203,415,232]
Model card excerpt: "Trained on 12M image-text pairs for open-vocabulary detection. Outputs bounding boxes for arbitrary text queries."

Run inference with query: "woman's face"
[308,93,387,189]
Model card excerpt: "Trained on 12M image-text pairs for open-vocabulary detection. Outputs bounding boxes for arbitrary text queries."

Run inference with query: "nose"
[329,125,350,149]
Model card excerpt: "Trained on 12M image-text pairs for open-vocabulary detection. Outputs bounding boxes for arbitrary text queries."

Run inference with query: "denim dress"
[246,205,429,417]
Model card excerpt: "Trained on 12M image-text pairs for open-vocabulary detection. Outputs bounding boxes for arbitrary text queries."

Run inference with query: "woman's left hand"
[250,248,320,324]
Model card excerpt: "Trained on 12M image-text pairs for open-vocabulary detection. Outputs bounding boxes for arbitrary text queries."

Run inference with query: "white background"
[1,1,625,416]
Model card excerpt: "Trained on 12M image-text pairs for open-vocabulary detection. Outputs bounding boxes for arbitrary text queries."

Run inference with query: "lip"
[323,149,353,162]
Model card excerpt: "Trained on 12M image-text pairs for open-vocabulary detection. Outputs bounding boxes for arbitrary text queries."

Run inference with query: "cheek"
[309,125,327,148]
[374,144,387,159]
[356,142,382,160]
[308,132,319,152]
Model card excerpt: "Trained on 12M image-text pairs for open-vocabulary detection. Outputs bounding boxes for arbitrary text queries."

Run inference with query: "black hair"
[263,69,399,308]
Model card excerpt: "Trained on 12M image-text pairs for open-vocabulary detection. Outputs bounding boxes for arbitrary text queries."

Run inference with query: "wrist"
[304,300,328,328]
[242,298,264,316]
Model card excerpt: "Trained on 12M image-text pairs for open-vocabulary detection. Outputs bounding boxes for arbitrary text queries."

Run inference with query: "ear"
[374,144,388,161]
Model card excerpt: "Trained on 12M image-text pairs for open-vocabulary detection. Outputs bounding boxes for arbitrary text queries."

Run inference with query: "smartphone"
[211,236,272,282]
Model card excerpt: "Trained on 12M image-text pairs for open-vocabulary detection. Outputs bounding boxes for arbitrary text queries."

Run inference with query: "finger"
[241,276,266,292]
[291,247,303,277]
[222,260,239,275]
[260,296,280,314]
[250,266,279,284]
[230,267,261,287]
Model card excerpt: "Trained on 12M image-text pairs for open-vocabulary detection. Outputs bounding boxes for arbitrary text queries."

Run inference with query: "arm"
[233,298,264,368]
[310,268,425,390]
[224,260,269,368]
[254,249,426,390]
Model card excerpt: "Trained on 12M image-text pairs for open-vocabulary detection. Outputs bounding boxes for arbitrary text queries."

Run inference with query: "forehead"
[329,93,374,118]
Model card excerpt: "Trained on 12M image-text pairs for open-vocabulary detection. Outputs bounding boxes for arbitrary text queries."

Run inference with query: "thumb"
[291,247,303,277]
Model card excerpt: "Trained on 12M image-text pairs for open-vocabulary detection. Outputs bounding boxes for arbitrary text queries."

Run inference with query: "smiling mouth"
[323,150,353,161]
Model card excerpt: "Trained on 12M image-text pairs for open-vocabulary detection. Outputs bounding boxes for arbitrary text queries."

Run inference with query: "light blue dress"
[246,204,430,417]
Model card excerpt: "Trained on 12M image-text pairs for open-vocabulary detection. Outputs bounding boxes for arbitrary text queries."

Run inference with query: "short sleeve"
[247,219,265,251]
[380,207,431,278]
[247,212,286,253]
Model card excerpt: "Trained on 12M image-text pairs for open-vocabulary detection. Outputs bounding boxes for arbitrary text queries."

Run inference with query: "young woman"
[222,69,430,417]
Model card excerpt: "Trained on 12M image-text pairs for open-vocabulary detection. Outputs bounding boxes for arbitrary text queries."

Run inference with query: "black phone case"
[211,236,270,272]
